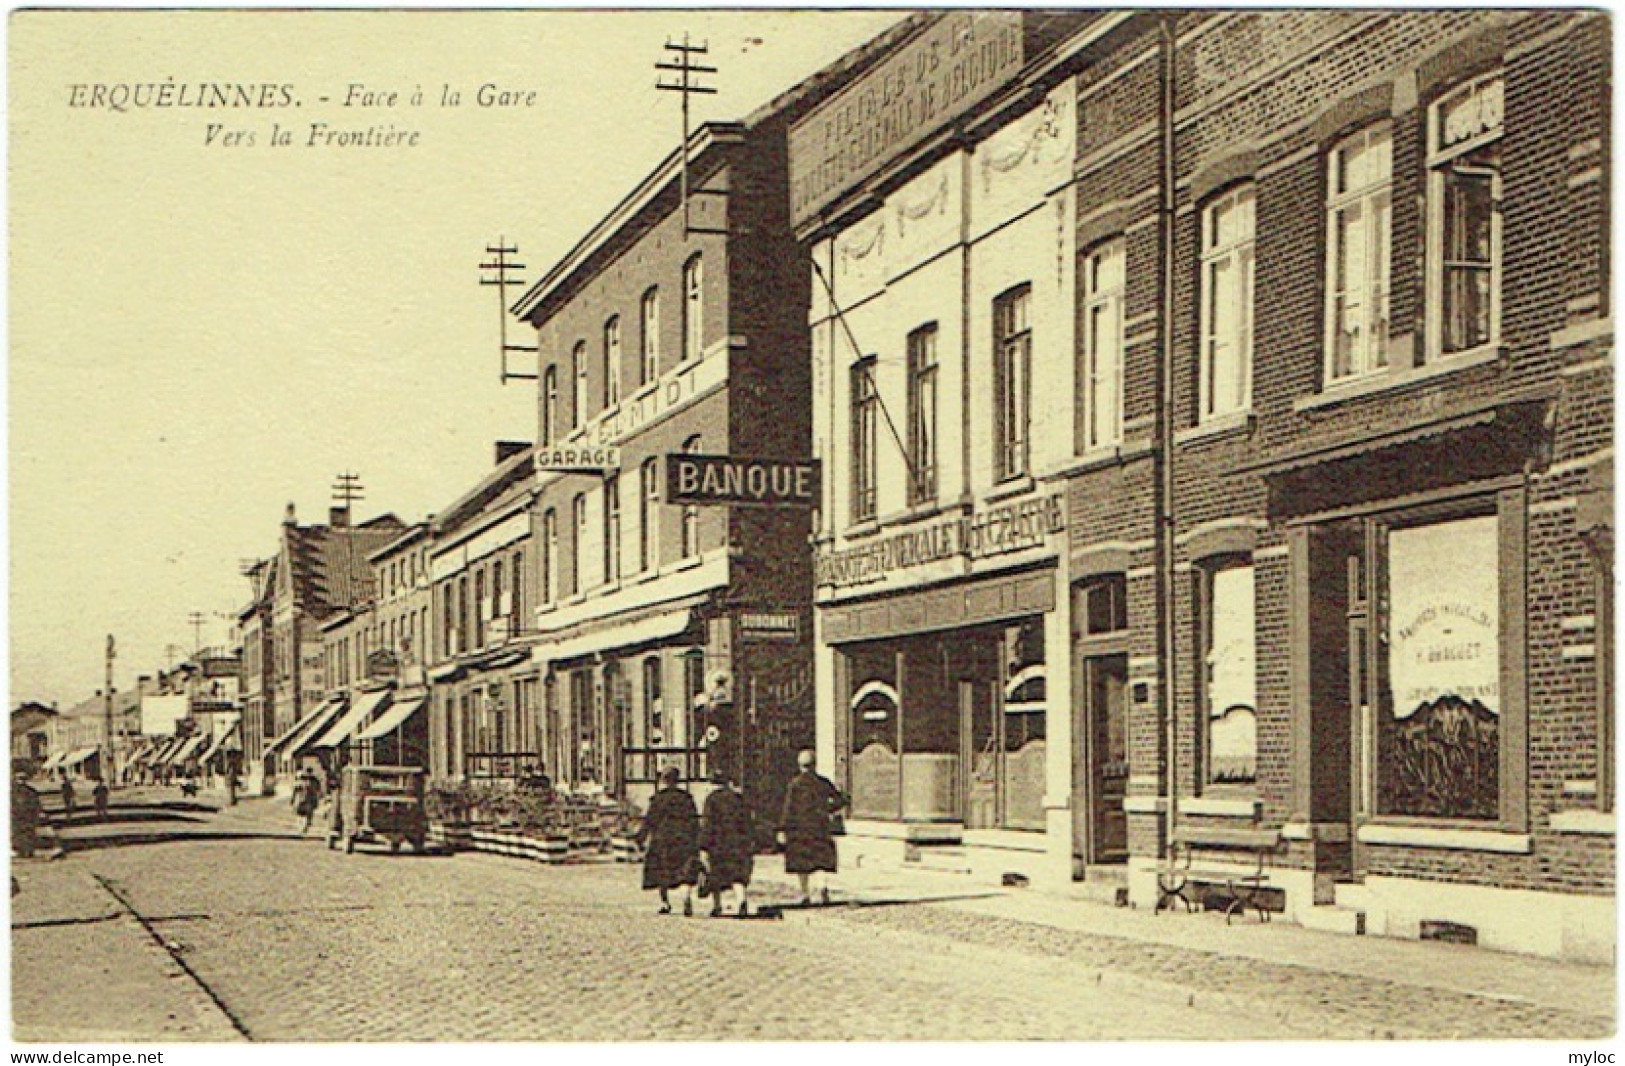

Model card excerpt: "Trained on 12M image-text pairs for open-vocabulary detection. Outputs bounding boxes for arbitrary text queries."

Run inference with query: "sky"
[8,8,908,711]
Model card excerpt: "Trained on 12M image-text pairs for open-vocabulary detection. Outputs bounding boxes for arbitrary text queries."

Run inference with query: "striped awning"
[263,696,348,761]
[311,689,392,750]
[356,694,425,742]
[170,735,207,765]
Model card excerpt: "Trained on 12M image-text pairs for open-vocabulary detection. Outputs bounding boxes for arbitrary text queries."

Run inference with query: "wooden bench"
[1156,825,1282,924]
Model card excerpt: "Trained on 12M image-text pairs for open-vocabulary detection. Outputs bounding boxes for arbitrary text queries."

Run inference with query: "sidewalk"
[745,860,1616,1037]
[11,857,244,1042]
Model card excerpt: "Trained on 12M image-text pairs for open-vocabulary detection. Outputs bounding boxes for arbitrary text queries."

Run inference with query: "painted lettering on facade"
[814,494,1064,588]
[788,11,1024,226]
[666,454,821,508]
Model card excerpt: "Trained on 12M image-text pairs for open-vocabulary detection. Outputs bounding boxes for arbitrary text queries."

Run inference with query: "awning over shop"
[39,752,63,772]
[312,688,393,750]
[537,606,696,666]
[199,720,240,763]
[60,747,98,770]
[263,696,347,761]
[171,735,207,765]
[356,694,425,742]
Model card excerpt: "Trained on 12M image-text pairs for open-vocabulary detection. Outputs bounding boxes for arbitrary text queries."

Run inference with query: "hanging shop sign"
[535,445,621,473]
[739,611,802,643]
[788,11,1025,226]
[665,454,821,508]
[815,494,1064,589]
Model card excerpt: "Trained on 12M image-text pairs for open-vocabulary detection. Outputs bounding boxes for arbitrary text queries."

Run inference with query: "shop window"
[994,285,1032,480]
[1081,574,1128,636]
[571,341,589,428]
[641,287,660,384]
[1199,185,1255,420]
[1001,621,1048,830]
[848,650,900,821]
[643,657,664,747]
[541,508,557,604]
[1080,240,1125,451]
[1326,123,1393,383]
[680,435,702,559]
[603,474,621,584]
[906,325,938,504]
[851,357,878,521]
[639,458,659,572]
[603,316,622,408]
[541,366,558,445]
[1200,560,1257,787]
[1377,510,1500,819]
[1426,74,1503,360]
[683,255,703,362]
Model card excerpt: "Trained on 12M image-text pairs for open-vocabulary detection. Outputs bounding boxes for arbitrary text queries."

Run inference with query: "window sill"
[844,518,882,540]
[1044,439,1155,480]
[1175,411,1254,446]
[1181,796,1261,819]
[1550,316,1613,351]
[1295,344,1503,413]
[1355,822,1532,854]
[984,474,1036,504]
[668,554,704,574]
[1549,810,1615,836]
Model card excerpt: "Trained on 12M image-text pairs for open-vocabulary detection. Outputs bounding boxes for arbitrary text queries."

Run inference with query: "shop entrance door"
[1075,654,1129,865]
[960,678,998,829]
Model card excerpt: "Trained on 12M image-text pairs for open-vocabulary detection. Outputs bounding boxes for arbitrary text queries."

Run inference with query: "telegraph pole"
[479,238,538,384]
[188,611,207,655]
[331,472,366,510]
[103,634,116,783]
[656,34,717,239]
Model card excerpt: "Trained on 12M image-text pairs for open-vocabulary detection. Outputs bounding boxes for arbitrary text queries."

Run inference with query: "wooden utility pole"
[103,633,115,781]
[656,34,717,239]
[479,238,538,384]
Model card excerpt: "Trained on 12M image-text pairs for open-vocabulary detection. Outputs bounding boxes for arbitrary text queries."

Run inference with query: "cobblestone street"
[11,791,1616,1042]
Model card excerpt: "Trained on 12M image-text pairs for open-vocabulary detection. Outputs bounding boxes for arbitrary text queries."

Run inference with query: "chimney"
[283,501,297,526]
[330,506,351,528]
[495,440,532,465]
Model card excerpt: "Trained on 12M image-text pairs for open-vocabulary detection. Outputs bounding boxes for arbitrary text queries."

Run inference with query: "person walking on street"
[91,778,110,821]
[778,749,847,907]
[637,766,700,916]
[12,773,41,858]
[699,770,754,917]
[58,775,76,823]
[292,767,321,835]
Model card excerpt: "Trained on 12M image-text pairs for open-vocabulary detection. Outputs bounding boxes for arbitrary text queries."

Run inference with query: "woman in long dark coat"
[699,771,754,917]
[638,766,700,915]
[778,749,848,906]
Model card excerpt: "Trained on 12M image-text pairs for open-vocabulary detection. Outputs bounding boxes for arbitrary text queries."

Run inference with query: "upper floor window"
[570,493,587,596]
[603,316,622,408]
[1200,185,1255,420]
[604,474,621,585]
[1427,74,1503,360]
[541,365,559,444]
[681,435,702,559]
[1326,124,1393,383]
[639,457,660,572]
[571,341,589,428]
[1080,240,1125,451]
[541,508,558,604]
[683,255,704,362]
[641,287,661,385]
[906,325,938,505]
[473,570,486,647]
[994,285,1032,480]
[851,357,879,522]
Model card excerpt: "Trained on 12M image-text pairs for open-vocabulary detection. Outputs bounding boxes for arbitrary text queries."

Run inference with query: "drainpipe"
[1156,14,1181,859]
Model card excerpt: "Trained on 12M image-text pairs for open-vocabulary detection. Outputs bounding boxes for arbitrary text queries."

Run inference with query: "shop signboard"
[815,494,1064,589]
[536,445,621,473]
[788,11,1025,226]
[665,454,820,508]
[739,611,802,643]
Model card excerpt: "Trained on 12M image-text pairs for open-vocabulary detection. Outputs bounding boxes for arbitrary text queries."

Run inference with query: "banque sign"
[788,11,1025,227]
[815,494,1064,589]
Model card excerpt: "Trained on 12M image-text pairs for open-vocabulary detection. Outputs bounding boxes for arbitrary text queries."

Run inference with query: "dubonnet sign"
[815,494,1064,588]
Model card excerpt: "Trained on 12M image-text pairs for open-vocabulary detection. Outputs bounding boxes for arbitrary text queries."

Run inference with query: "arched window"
[604,316,622,408]
[640,457,660,572]
[641,287,661,385]
[572,340,589,427]
[683,255,704,362]
[541,365,558,444]
[681,435,702,559]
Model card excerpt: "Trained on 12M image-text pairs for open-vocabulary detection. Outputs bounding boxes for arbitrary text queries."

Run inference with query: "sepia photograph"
[6,5,1616,1049]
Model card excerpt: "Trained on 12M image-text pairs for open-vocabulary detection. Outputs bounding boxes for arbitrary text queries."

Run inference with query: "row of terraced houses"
[220,10,1609,962]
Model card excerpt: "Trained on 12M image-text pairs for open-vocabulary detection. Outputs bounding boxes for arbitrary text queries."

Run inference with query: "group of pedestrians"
[637,749,848,916]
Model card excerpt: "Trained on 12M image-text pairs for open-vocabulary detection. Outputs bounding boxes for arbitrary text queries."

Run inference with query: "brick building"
[797,9,1611,960]
[501,36,912,819]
